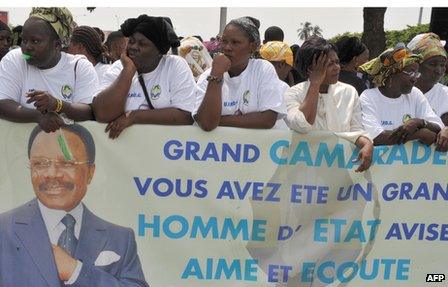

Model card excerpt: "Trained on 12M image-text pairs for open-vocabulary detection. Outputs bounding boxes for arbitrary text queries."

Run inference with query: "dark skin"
[414,55,448,126]
[0,18,93,133]
[93,32,193,139]
[300,50,372,172]
[194,24,278,132]
[0,29,12,60]
[374,62,441,146]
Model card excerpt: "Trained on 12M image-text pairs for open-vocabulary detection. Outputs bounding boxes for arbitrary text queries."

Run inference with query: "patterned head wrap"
[259,41,293,66]
[407,32,447,62]
[179,36,212,80]
[29,7,76,49]
[359,45,422,87]
[227,16,261,46]
[120,14,180,55]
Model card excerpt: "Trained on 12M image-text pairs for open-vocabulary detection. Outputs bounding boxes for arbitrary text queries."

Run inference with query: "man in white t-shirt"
[0,9,98,132]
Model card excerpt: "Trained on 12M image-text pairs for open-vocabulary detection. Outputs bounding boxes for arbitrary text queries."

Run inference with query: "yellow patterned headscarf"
[29,7,76,48]
[359,46,422,87]
[259,41,293,66]
[407,32,447,62]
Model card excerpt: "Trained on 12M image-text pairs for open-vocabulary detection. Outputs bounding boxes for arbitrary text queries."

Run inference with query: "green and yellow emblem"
[150,84,161,100]
[402,114,412,123]
[61,84,73,99]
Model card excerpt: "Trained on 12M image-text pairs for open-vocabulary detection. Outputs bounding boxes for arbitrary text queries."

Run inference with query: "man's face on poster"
[29,130,95,212]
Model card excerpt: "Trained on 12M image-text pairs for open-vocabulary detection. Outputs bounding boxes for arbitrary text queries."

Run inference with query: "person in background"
[259,40,294,86]
[360,45,444,148]
[68,25,110,83]
[11,25,22,48]
[290,44,306,84]
[0,20,12,61]
[407,33,448,126]
[93,14,196,139]
[194,16,286,131]
[93,26,105,43]
[105,30,127,63]
[203,35,221,58]
[0,7,98,132]
[335,36,370,95]
[284,36,372,172]
[263,26,284,44]
[178,36,212,80]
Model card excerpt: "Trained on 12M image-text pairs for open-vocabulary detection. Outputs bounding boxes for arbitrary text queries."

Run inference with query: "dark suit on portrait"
[0,198,149,287]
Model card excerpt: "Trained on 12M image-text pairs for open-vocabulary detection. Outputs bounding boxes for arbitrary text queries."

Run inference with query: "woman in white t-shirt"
[284,36,373,172]
[193,17,286,131]
[407,33,448,125]
[93,15,196,139]
[68,25,111,84]
[0,8,98,133]
[360,45,444,147]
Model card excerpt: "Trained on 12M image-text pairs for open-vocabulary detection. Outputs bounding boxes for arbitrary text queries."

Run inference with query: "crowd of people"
[1,7,448,173]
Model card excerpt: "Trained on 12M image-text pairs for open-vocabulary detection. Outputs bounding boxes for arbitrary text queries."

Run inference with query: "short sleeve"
[98,60,122,91]
[72,57,99,104]
[256,61,286,117]
[414,88,444,129]
[359,91,385,140]
[192,68,211,116]
[168,56,197,113]
[0,49,23,102]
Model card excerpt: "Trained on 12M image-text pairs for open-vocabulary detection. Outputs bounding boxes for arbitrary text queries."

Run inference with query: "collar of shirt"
[38,200,84,245]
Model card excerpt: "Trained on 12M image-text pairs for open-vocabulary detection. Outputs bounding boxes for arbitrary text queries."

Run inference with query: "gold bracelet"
[54,98,63,113]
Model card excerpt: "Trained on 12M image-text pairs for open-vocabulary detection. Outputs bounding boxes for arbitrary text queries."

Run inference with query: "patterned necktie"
[57,214,78,256]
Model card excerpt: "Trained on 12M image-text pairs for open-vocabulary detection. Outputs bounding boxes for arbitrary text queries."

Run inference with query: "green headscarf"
[359,45,422,87]
[29,7,76,48]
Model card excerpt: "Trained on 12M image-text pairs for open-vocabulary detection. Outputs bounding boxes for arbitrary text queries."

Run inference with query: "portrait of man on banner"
[0,124,149,287]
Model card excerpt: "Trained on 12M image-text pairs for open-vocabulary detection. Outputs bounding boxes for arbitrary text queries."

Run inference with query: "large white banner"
[0,120,446,286]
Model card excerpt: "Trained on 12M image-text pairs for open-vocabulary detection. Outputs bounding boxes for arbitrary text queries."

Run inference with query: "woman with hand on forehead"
[0,7,98,133]
[359,45,444,148]
[284,36,373,172]
[193,16,286,131]
[93,14,197,139]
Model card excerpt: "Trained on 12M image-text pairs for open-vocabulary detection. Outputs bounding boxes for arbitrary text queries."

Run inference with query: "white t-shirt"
[360,87,444,140]
[99,55,196,113]
[94,62,111,84]
[0,49,98,107]
[284,81,369,143]
[194,59,286,119]
[425,83,448,118]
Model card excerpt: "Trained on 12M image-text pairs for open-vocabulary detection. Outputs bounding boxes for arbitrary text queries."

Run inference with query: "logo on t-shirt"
[150,85,161,100]
[61,85,73,99]
[242,90,250,105]
[402,114,412,123]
